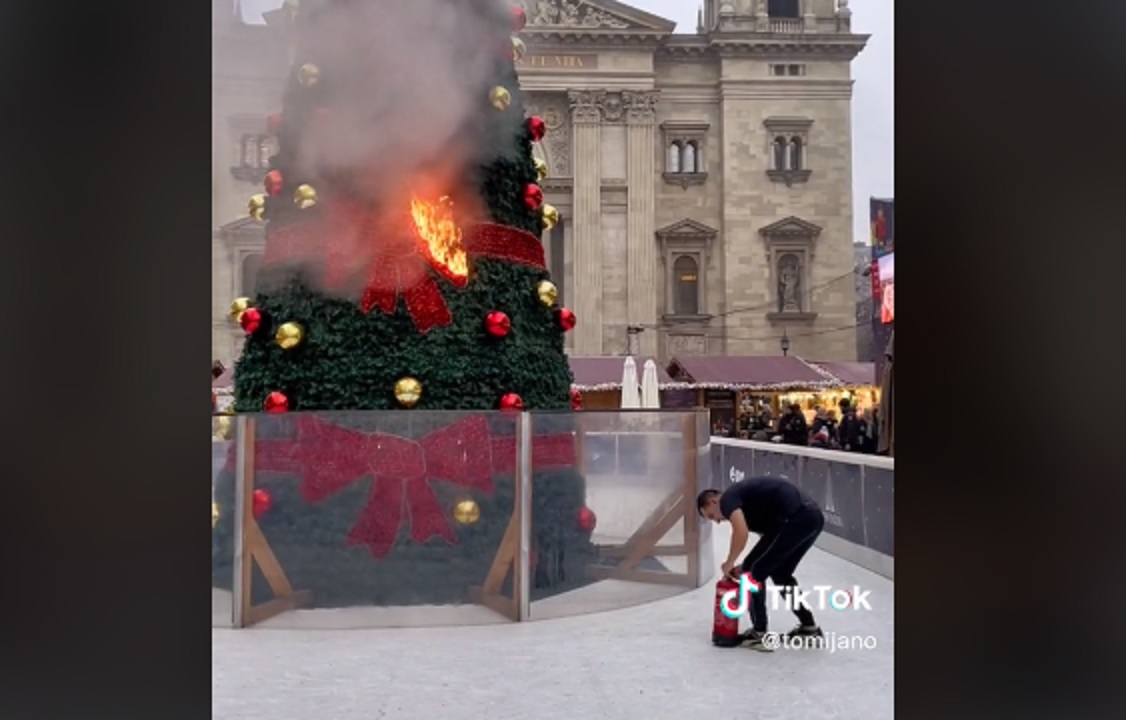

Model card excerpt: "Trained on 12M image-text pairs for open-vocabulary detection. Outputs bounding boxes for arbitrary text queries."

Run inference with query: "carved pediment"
[656,218,718,240]
[519,0,675,33]
[217,216,266,242]
[758,216,822,240]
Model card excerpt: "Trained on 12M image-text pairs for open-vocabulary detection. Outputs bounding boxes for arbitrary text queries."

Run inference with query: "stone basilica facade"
[212,0,868,364]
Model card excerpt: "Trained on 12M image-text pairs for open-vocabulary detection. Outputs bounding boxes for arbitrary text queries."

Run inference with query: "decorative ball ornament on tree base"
[264,170,284,196]
[452,499,481,525]
[523,183,543,210]
[570,387,583,410]
[511,4,527,31]
[239,307,263,334]
[264,391,289,413]
[485,311,511,338]
[536,280,558,307]
[578,506,597,533]
[534,157,549,182]
[489,86,512,111]
[297,63,320,87]
[212,502,220,529]
[214,415,232,440]
[556,307,577,332]
[511,37,526,61]
[294,184,317,209]
[275,322,305,350]
[248,194,266,221]
[394,377,423,408]
[230,297,252,321]
[527,115,546,142]
[499,393,524,411]
[541,204,559,231]
[252,488,272,519]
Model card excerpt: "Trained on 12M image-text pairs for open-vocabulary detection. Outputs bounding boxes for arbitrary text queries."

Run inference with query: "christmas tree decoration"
[570,387,583,410]
[556,307,577,332]
[297,63,320,87]
[264,170,284,196]
[523,183,543,211]
[230,297,252,321]
[239,307,263,334]
[452,499,481,525]
[212,502,220,529]
[512,4,527,31]
[527,115,546,142]
[534,157,548,182]
[252,488,272,519]
[511,37,526,61]
[294,184,317,209]
[275,322,305,350]
[540,203,559,231]
[484,310,511,338]
[488,86,511,111]
[248,194,266,221]
[266,112,282,136]
[264,391,289,413]
[577,506,597,533]
[394,377,423,408]
[499,393,524,411]
[214,415,232,440]
[535,280,558,307]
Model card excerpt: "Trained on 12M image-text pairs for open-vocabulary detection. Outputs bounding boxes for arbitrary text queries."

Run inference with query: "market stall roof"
[568,355,673,391]
[808,361,875,387]
[665,355,840,391]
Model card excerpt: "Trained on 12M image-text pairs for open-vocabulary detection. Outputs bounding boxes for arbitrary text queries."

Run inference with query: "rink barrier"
[710,438,894,579]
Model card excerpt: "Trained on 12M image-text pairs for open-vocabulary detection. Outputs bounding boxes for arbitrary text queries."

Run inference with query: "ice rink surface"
[213,525,893,719]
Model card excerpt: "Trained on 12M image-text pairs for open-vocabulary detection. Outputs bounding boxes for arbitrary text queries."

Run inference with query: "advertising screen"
[878,252,894,324]
[870,197,894,257]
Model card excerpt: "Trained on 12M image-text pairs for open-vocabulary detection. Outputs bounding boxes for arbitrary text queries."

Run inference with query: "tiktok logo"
[720,574,873,619]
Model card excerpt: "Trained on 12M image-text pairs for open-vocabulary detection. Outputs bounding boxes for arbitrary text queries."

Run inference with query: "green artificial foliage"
[211,0,595,608]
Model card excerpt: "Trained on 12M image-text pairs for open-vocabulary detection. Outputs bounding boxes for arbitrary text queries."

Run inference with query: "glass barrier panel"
[211,416,236,627]
[862,465,895,556]
[210,410,520,628]
[526,410,710,620]
[802,455,867,547]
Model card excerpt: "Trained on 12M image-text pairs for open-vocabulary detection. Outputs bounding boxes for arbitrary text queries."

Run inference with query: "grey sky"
[240,0,892,244]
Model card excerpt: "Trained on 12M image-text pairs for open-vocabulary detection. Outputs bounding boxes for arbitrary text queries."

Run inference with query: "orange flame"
[411,195,468,279]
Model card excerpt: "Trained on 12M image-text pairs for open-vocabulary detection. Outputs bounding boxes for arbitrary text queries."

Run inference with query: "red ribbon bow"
[245,414,577,557]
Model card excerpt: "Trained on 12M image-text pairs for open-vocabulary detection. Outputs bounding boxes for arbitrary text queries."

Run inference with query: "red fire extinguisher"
[712,575,743,647]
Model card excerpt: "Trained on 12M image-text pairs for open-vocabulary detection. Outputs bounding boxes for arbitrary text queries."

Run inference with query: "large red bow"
[246,414,577,557]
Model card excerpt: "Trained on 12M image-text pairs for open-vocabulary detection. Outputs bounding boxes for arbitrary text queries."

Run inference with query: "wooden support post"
[682,413,700,586]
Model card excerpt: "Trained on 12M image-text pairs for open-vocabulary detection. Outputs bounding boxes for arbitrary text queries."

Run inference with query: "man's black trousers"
[740,503,825,632]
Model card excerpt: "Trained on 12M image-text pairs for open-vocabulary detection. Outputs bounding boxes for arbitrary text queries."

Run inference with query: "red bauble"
[499,393,524,411]
[556,307,577,332]
[252,488,272,519]
[264,391,289,413]
[264,169,284,196]
[578,506,597,533]
[485,310,512,338]
[239,307,262,334]
[527,116,546,142]
[570,387,583,410]
[523,183,543,210]
[511,4,527,31]
[266,112,282,136]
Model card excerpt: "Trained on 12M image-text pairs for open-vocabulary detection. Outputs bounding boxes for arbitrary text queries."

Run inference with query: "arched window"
[768,0,800,18]
[772,137,788,170]
[683,142,697,173]
[667,142,682,173]
[673,255,699,315]
[790,136,803,170]
[241,253,263,297]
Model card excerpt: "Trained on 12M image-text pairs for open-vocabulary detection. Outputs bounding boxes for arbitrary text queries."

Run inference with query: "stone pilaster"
[623,90,659,358]
[568,90,604,355]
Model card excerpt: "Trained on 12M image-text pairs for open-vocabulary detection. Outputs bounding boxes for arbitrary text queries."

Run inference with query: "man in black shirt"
[697,477,825,651]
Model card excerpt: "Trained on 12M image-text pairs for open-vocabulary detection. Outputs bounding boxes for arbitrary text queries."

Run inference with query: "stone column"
[568,90,604,355]
[623,90,660,358]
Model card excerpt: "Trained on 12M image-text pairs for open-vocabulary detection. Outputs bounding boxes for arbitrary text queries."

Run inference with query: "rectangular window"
[787,64,804,76]
[771,64,786,76]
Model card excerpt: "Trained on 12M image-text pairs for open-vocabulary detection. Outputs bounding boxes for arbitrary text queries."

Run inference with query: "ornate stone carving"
[525,1,631,29]
[568,89,604,124]
[622,90,659,124]
[599,92,625,123]
[526,93,572,175]
[777,253,802,312]
[668,334,707,357]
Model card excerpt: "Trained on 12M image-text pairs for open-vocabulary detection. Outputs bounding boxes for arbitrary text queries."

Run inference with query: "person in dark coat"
[777,403,809,446]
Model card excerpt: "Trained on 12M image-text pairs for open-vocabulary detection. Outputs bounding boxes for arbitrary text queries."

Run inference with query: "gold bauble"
[536,280,558,307]
[294,184,317,209]
[230,297,252,321]
[248,194,266,221]
[488,86,512,111]
[534,157,549,183]
[511,37,526,61]
[212,502,220,529]
[394,377,423,408]
[214,415,232,440]
[275,322,305,350]
[453,499,481,525]
[540,203,560,231]
[297,63,320,87]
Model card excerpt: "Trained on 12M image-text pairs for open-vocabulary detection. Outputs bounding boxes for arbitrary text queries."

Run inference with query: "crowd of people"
[711,398,882,454]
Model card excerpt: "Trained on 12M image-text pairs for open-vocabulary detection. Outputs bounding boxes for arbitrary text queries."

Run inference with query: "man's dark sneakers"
[740,630,775,652]
[786,624,824,641]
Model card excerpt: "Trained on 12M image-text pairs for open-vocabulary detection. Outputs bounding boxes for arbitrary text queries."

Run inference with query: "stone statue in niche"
[777,255,802,312]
